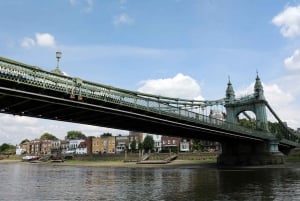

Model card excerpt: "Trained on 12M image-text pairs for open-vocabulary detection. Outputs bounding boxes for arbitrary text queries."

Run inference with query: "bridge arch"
[237,110,256,129]
[224,75,269,131]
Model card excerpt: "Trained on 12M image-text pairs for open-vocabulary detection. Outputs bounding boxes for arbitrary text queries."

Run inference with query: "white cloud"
[264,84,295,107]
[274,74,300,96]
[272,5,300,38]
[35,33,56,48]
[237,82,294,107]
[69,0,94,13]
[20,33,56,49]
[113,13,134,25]
[138,73,203,100]
[236,81,299,128]
[284,49,300,71]
[20,37,35,49]
[0,113,128,145]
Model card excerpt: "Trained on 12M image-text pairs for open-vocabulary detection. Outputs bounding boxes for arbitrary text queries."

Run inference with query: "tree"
[0,143,16,154]
[66,130,86,140]
[40,132,58,140]
[20,139,30,144]
[102,132,112,137]
[130,139,137,152]
[238,118,256,129]
[143,135,154,153]
[138,142,143,151]
[192,139,203,152]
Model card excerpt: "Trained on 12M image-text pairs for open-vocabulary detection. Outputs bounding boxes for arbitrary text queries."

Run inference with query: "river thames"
[1,162,300,201]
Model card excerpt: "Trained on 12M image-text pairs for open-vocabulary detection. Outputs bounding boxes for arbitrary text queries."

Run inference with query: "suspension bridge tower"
[225,74,269,131]
[217,75,284,166]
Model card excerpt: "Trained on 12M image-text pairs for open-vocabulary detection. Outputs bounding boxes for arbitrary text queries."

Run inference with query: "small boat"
[50,156,64,163]
[22,155,40,162]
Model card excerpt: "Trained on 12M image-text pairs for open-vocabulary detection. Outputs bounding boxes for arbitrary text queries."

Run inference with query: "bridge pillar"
[217,140,285,166]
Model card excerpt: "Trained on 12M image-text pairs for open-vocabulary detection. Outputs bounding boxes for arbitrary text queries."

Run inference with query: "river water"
[1,163,300,201]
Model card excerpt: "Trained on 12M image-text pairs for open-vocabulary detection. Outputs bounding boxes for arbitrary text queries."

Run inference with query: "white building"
[15,145,25,155]
[76,141,87,155]
[180,139,190,152]
[68,139,85,154]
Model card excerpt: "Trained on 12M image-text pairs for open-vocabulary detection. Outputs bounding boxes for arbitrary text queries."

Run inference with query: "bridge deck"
[0,57,298,147]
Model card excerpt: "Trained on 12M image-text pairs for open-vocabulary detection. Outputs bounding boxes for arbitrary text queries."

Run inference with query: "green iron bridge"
[0,56,299,165]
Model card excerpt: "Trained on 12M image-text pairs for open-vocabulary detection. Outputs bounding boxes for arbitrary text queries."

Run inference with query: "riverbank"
[0,158,217,168]
[2,159,300,169]
[1,154,300,169]
[48,159,217,168]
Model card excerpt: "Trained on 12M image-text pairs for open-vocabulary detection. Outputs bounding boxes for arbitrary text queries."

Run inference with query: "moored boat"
[22,155,40,162]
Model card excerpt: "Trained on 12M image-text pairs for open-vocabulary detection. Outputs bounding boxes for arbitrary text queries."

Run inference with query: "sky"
[1,0,300,145]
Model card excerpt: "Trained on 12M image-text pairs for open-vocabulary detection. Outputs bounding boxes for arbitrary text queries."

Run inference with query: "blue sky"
[1,0,300,145]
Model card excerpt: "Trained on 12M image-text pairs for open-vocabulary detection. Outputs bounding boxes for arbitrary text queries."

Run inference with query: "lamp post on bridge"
[51,51,63,75]
[56,51,62,70]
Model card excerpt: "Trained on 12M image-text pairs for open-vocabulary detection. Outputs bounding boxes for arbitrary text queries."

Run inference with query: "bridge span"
[0,56,299,165]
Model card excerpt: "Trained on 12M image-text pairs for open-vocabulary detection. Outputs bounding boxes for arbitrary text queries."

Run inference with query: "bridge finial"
[226,76,235,101]
[254,71,265,100]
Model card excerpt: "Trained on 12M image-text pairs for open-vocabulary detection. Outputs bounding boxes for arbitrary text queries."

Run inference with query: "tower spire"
[226,76,235,101]
[254,73,265,100]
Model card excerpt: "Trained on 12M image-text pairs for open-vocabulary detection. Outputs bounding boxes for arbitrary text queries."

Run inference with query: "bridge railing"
[0,57,294,143]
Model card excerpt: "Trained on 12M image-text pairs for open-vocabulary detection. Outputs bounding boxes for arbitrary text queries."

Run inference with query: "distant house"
[68,139,85,154]
[128,131,144,151]
[161,136,181,152]
[15,145,26,155]
[92,136,116,154]
[180,139,192,152]
[115,135,129,153]
[76,141,87,155]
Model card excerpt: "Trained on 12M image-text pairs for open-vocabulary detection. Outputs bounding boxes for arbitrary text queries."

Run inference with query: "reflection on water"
[0,163,300,201]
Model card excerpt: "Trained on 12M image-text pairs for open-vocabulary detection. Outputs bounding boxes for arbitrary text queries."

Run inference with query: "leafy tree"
[138,142,143,151]
[102,132,112,137]
[66,130,86,140]
[0,143,16,154]
[238,118,256,129]
[192,139,203,152]
[20,139,30,144]
[130,139,137,152]
[143,135,154,153]
[40,132,58,140]
[0,143,10,152]
[268,122,289,140]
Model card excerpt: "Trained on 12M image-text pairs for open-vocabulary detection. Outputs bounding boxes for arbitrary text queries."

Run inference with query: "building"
[128,131,144,151]
[51,140,69,154]
[85,136,93,155]
[15,145,26,155]
[28,139,52,155]
[40,140,52,155]
[180,139,193,152]
[92,136,116,154]
[76,141,87,154]
[20,141,30,154]
[68,139,85,154]
[161,136,181,152]
[115,135,129,153]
